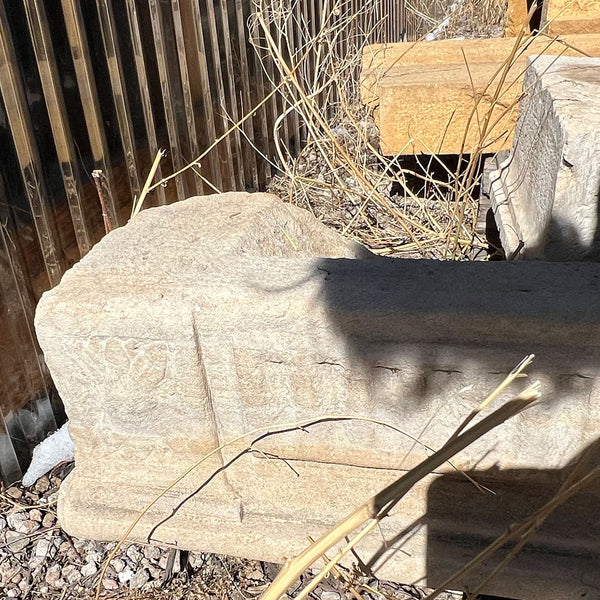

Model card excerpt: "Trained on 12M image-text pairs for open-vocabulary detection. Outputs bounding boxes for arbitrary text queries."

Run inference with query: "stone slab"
[543,0,600,35]
[362,34,600,154]
[36,192,600,599]
[504,0,530,37]
[490,55,600,260]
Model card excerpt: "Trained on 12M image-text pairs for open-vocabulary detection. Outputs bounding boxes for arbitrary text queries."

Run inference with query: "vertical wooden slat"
[23,0,92,257]
[259,3,283,165]
[204,0,237,191]
[148,0,189,201]
[217,0,244,190]
[249,3,273,184]
[0,4,62,287]
[183,0,223,191]
[285,0,301,156]
[234,0,259,189]
[96,0,142,203]
[124,0,167,205]
[61,0,121,228]
[171,0,204,195]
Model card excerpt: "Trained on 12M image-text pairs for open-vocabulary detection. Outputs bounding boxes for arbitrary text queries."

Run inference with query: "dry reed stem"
[260,379,540,600]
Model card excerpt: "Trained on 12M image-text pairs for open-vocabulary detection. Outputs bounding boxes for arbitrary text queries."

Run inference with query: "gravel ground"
[0,464,463,600]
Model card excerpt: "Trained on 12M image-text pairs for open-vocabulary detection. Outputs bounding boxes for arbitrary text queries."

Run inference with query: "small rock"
[110,558,126,573]
[34,476,50,493]
[0,517,6,530]
[61,564,80,584]
[81,561,98,577]
[7,513,39,535]
[28,509,42,522]
[41,513,55,528]
[321,593,340,600]
[18,579,30,593]
[118,568,133,584]
[86,550,103,564]
[130,568,149,589]
[247,568,264,581]
[58,541,73,555]
[102,577,118,590]
[28,556,45,570]
[5,487,22,500]
[148,566,163,579]
[126,545,143,564]
[5,531,29,553]
[143,545,162,561]
[45,565,61,586]
[34,538,56,559]
[6,587,20,598]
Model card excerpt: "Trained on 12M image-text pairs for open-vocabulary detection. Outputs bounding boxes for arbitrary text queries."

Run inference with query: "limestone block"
[362,34,600,154]
[504,0,529,37]
[490,55,600,260]
[36,192,600,599]
[543,0,600,35]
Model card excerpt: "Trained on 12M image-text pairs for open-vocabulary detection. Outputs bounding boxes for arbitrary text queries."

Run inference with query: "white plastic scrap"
[22,422,74,487]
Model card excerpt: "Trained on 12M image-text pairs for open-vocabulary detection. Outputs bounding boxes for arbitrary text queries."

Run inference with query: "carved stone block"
[36,192,600,599]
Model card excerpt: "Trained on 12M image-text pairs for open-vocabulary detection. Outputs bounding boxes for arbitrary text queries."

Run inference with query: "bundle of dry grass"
[251,0,485,260]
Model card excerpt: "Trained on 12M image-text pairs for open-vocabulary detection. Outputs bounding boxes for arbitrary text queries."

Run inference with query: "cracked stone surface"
[35,192,600,599]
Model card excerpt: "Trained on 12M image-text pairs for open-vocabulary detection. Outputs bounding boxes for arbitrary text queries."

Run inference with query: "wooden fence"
[0,0,409,483]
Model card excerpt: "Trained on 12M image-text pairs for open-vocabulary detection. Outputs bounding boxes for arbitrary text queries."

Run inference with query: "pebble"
[102,577,119,590]
[81,561,98,577]
[29,509,42,522]
[5,531,29,553]
[41,513,55,528]
[126,545,143,564]
[110,557,126,572]
[130,567,150,589]
[5,487,22,500]
[61,564,80,583]
[44,564,61,586]
[34,538,55,559]
[143,545,161,560]
[34,476,50,494]
[118,568,133,584]
[321,592,341,600]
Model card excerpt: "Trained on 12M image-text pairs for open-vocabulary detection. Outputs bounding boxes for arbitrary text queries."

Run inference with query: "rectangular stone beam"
[362,34,600,155]
[35,193,600,599]
[504,0,530,37]
[543,0,600,35]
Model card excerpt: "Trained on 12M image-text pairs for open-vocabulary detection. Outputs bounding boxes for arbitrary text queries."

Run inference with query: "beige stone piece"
[490,55,600,260]
[362,34,600,154]
[543,0,600,35]
[504,0,530,37]
[35,192,600,599]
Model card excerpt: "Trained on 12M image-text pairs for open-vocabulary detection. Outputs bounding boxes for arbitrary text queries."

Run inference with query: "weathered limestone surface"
[543,0,600,35]
[36,192,600,599]
[490,55,600,260]
[362,34,600,154]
